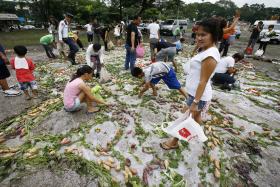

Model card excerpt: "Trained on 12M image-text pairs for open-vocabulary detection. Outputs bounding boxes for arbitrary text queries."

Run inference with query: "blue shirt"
[175,41,182,50]
[0,44,5,65]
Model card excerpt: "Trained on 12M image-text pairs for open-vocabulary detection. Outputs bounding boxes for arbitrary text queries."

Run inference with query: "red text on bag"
[179,128,191,139]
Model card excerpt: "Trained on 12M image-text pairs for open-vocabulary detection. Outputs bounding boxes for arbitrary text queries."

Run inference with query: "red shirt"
[10,57,35,82]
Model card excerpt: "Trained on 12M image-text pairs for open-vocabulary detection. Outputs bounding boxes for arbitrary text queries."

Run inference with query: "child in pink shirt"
[10,45,38,100]
[63,65,108,113]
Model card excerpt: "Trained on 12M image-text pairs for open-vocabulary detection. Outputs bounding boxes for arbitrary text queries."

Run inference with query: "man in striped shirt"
[131,62,187,98]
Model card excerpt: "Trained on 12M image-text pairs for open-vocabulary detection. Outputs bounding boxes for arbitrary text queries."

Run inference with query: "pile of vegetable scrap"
[246,88,261,96]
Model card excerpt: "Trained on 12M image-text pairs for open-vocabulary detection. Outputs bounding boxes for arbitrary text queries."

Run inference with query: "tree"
[0,0,17,13]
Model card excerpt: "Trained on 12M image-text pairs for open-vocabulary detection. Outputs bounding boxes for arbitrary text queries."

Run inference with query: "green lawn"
[0,28,192,49]
[0,29,89,49]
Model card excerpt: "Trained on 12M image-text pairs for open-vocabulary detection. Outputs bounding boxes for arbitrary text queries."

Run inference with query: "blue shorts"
[65,98,81,112]
[19,81,38,91]
[150,68,181,90]
[186,95,207,111]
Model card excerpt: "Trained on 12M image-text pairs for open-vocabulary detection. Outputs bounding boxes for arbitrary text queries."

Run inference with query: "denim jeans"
[63,38,78,64]
[125,44,136,70]
[212,73,236,85]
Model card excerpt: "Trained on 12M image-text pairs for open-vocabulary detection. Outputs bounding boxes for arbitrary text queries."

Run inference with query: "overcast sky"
[183,0,280,8]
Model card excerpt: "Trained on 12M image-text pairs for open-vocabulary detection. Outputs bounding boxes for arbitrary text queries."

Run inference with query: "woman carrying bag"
[160,17,222,150]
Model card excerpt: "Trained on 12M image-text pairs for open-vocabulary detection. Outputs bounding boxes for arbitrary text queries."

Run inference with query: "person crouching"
[39,34,56,59]
[63,65,108,114]
[86,43,104,79]
[212,52,244,90]
[131,61,187,98]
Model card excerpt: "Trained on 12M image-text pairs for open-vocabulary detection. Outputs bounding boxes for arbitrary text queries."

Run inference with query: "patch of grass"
[111,149,126,169]
[164,145,186,169]
[220,157,237,187]
[134,121,150,145]
[0,30,48,49]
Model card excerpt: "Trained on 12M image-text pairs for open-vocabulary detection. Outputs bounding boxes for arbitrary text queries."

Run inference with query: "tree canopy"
[0,0,279,24]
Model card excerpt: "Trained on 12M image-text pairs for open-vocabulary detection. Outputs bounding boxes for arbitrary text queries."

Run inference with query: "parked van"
[160,19,189,36]
[254,20,280,44]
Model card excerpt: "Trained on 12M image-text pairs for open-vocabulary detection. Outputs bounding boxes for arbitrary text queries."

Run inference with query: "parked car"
[160,19,188,36]
[22,25,35,30]
[138,23,149,33]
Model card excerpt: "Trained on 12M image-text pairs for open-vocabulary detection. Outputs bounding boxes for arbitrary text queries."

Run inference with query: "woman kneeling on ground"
[63,65,107,114]
[161,17,222,150]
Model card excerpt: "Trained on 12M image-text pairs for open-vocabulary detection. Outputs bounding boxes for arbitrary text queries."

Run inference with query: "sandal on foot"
[86,108,100,114]
[160,142,179,150]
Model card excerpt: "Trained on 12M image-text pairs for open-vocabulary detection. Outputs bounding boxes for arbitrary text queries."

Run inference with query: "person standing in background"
[84,21,94,44]
[114,23,121,46]
[48,15,66,58]
[246,21,263,54]
[93,19,101,44]
[172,26,183,41]
[124,15,142,71]
[147,18,160,60]
[257,25,276,57]
[219,15,239,57]
[0,44,21,96]
[100,25,110,51]
[58,13,78,65]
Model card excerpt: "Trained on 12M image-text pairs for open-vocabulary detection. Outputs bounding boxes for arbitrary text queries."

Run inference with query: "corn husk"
[249,131,255,136]
[214,159,220,169]
[214,168,220,178]
[0,152,16,158]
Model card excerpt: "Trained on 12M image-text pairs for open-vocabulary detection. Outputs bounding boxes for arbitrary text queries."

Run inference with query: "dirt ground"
[0,29,279,187]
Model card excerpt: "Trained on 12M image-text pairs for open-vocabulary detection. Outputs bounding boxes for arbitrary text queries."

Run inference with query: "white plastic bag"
[52,49,59,56]
[254,49,264,57]
[162,113,208,142]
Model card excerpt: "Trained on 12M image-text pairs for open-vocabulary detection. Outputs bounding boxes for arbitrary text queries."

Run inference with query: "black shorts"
[0,63,11,80]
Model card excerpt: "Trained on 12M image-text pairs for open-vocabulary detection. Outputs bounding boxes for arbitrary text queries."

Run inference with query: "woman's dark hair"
[197,17,224,43]
[93,43,101,51]
[215,16,227,29]
[268,25,274,29]
[133,15,141,20]
[131,67,143,77]
[14,45,27,56]
[232,52,244,61]
[70,65,93,82]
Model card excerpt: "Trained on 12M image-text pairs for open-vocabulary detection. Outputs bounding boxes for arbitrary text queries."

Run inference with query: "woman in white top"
[114,24,121,46]
[84,21,94,44]
[258,25,275,56]
[161,17,222,150]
